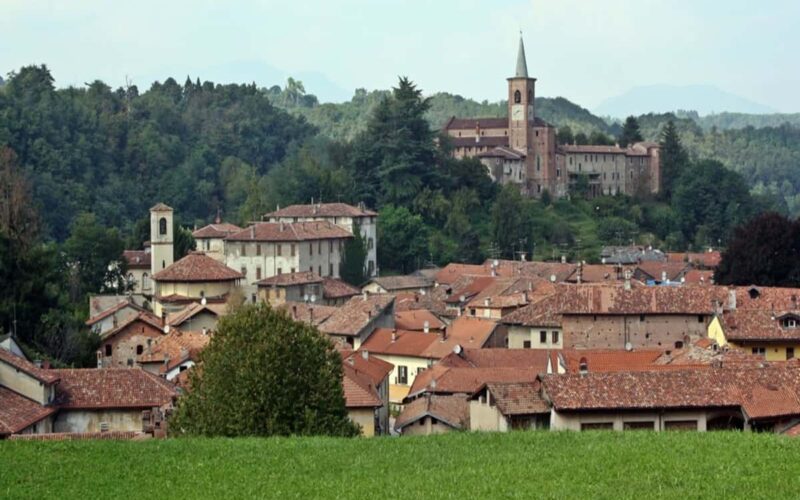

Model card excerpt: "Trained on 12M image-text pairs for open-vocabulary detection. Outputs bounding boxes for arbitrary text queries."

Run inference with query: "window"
[417,367,426,375]
[105,344,112,356]
[624,421,654,431]
[291,244,296,257]
[698,315,705,323]
[581,422,613,431]
[318,266,322,276]
[159,217,167,235]
[784,318,798,328]
[639,314,645,322]
[256,244,261,256]
[136,345,143,355]
[552,331,559,344]
[241,266,247,277]
[398,366,408,385]
[368,238,374,250]
[277,244,282,256]
[256,267,262,280]
[142,273,150,290]
[523,340,531,349]
[309,242,313,256]
[752,347,766,356]
[788,348,795,360]
[318,241,322,253]
[241,244,247,256]
[419,419,425,426]
[329,240,334,252]
[204,239,210,251]
[664,420,697,431]
[514,90,521,104]
[539,331,547,344]
[290,267,296,274]
[329,263,333,276]
[277,267,282,275]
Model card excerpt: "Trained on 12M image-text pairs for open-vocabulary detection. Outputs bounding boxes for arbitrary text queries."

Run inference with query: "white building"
[223,221,354,298]
[263,202,378,277]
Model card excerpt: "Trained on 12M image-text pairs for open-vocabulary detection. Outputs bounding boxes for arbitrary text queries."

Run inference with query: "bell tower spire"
[515,32,528,78]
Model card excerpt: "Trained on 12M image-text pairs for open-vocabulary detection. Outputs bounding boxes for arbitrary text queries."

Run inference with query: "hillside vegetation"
[2,432,800,498]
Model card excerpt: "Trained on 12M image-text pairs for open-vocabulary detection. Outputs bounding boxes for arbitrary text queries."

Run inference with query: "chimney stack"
[728,289,737,311]
[361,350,369,360]
[423,321,430,334]
[391,330,397,342]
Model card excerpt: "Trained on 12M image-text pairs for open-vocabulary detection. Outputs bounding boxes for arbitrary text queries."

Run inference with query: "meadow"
[2,431,800,499]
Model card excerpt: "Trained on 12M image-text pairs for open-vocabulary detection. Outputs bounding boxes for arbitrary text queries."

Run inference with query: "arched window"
[513,90,521,104]
[142,273,150,290]
[159,217,167,235]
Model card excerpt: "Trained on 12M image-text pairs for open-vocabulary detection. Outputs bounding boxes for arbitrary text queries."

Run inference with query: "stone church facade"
[444,37,660,199]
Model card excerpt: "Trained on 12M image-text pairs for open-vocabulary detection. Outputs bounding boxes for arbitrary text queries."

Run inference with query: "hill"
[2,432,799,498]
[595,84,776,118]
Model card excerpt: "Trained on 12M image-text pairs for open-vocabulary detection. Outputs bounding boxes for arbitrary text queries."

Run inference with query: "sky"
[2,0,799,112]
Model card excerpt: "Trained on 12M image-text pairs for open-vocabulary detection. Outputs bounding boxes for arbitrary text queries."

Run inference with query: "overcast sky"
[2,0,799,112]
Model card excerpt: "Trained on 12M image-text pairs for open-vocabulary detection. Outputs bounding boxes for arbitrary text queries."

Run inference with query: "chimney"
[561,255,566,264]
[579,357,588,376]
[661,271,667,282]
[250,226,255,239]
[280,222,285,232]
[362,291,369,301]
[309,307,314,324]
[623,269,632,291]
[423,321,430,334]
[728,289,737,311]
[577,262,583,284]
[391,330,397,342]
[292,304,297,316]
[96,350,103,368]
[361,350,369,360]
[201,327,208,336]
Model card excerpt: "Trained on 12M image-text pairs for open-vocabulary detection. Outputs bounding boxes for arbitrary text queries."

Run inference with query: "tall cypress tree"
[340,222,367,286]
[618,116,643,148]
[659,120,689,201]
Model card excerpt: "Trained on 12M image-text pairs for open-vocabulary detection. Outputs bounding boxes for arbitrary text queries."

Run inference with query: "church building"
[443,36,660,199]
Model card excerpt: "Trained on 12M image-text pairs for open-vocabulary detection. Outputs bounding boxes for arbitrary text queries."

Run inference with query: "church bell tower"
[507,35,536,154]
[150,203,174,276]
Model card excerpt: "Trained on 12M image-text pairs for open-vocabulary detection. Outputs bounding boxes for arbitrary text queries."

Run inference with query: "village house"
[137,329,210,382]
[394,394,469,436]
[85,297,147,337]
[96,311,164,368]
[122,249,152,297]
[152,252,243,317]
[223,221,353,298]
[256,271,324,306]
[340,349,393,437]
[394,310,446,332]
[165,302,227,333]
[263,202,378,277]
[317,294,395,348]
[192,218,243,262]
[0,348,177,438]
[278,302,338,327]
[540,363,800,433]
[469,381,550,432]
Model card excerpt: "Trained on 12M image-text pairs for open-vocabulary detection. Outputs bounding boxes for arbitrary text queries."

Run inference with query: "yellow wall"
[707,316,727,346]
[508,325,563,349]
[0,361,51,405]
[348,408,376,437]
[154,281,235,316]
[371,353,433,404]
[708,316,798,361]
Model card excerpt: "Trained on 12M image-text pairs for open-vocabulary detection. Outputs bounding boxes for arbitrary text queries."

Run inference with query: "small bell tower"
[150,203,174,275]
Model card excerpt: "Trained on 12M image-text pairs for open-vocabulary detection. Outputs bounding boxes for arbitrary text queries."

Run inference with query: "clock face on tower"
[511,104,524,121]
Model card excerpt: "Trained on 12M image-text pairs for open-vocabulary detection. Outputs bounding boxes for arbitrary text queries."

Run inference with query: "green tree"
[715,212,800,286]
[63,212,127,297]
[171,303,359,437]
[659,121,689,200]
[557,125,574,145]
[491,185,529,259]
[377,204,428,273]
[618,116,643,148]
[174,224,196,260]
[340,223,367,286]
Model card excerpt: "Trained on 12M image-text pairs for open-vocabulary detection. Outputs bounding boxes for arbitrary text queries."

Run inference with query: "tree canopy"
[171,303,359,437]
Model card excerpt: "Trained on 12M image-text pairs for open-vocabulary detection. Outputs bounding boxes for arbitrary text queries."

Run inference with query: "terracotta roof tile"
[666,251,721,268]
[394,310,446,331]
[720,309,800,342]
[192,222,243,239]
[368,275,432,292]
[0,349,60,384]
[0,386,57,436]
[341,350,393,387]
[479,381,550,415]
[166,302,227,328]
[122,250,150,269]
[439,348,551,371]
[85,300,144,326]
[278,302,337,327]
[421,317,498,358]
[408,364,538,399]
[394,395,468,430]
[226,221,353,242]
[265,202,377,218]
[434,264,491,286]
[359,329,440,358]
[560,145,627,154]
[636,261,690,282]
[153,252,243,283]
[322,278,361,300]
[256,271,323,287]
[444,117,508,130]
[137,329,210,372]
[318,294,395,337]
[342,364,382,408]
[52,368,178,409]
[100,311,164,341]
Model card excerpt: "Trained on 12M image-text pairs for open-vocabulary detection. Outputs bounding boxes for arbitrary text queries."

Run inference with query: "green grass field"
[2,431,800,499]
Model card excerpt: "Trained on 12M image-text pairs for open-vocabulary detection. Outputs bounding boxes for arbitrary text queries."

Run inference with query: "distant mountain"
[595,84,776,118]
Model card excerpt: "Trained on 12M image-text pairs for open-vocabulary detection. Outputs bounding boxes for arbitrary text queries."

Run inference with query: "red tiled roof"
[153,252,243,283]
[166,302,227,328]
[557,349,692,373]
[449,136,510,149]
[318,294,395,337]
[435,263,490,286]
[444,276,498,304]
[636,261,689,282]
[542,364,800,419]
[395,310,445,331]
[52,368,179,409]
[444,117,508,130]
[0,386,57,436]
[368,275,432,292]
[9,431,142,441]
[720,309,800,342]
[137,329,210,372]
[477,146,524,160]
[226,221,353,242]
[502,294,563,327]
[439,348,551,372]
[100,311,164,341]
[278,302,337,327]
[342,363,382,408]
[684,270,715,284]
[265,202,377,218]
[0,349,60,384]
[341,350,393,387]
[85,300,144,326]
[566,265,629,284]
[122,250,149,269]
[408,364,538,399]
[360,329,439,358]
[322,278,361,300]
[477,381,550,415]
[422,317,498,358]
[666,251,721,268]
[560,145,627,154]
[192,222,243,239]
[394,395,468,431]
[256,271,323,287]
